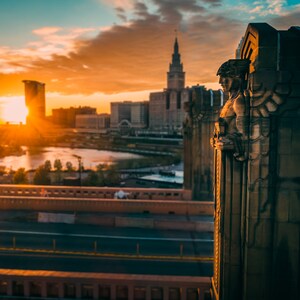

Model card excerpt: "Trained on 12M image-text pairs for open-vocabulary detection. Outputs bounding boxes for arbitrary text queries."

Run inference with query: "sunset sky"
[0,0,299,122]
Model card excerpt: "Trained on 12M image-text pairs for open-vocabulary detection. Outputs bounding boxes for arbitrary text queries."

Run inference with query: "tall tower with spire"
[167,37,185,90]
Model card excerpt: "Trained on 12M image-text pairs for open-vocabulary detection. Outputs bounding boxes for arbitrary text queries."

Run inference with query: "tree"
[105,165,121,186]
[54,159,63,184]
[33,165,51,185]
[0,165,6,176]
[13,168,28,184]
[54,159,62,171]
[44,160,52,172]
[96,164,107,186]
[66,161,74,172]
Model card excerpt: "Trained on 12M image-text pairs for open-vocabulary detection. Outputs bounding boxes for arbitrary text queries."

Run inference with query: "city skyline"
[0,0,299,123]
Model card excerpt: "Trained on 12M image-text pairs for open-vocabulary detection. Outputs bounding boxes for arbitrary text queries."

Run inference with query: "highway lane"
[0,221,213,276]
[0,252,213,276]
[0,222,213,257]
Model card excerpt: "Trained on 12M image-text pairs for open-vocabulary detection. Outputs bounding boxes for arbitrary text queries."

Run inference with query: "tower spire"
[167,34,185,90]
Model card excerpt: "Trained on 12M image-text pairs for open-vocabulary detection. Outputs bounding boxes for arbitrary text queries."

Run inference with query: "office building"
[52,106,96,128]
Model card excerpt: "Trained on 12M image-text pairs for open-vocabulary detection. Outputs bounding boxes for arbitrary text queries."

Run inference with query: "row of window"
[0,281,207,300]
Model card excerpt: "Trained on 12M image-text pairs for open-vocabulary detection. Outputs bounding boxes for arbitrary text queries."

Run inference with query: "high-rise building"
[110,101,132,128]
[149,38,187,133]
[23,80,46,122]
[130,101,149,128]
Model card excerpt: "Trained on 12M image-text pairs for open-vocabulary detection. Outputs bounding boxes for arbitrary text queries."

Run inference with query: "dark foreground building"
[211,23,300,300]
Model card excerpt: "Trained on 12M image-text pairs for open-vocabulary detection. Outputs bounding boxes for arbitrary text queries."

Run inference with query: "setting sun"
[1,98,28,124]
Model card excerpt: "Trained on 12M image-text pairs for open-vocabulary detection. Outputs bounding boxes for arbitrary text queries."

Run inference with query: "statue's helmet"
[217,59,250,78]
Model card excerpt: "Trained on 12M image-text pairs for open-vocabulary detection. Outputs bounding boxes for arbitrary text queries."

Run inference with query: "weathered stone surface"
[289,191,300,222]
[276,190,290,222]
[278,154,300,177]
[211,23,300,300]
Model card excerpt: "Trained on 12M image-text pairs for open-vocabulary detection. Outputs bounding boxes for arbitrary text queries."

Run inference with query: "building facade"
[130,102,149,128]
[183,85,225,200]
[75,113,110,131]
[23,80,46,122]
[149,38,187,133]
[52,106,96,128]
[110,101,148,130]
[110,102,132,128]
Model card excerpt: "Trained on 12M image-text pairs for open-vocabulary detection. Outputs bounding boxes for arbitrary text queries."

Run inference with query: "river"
[0,146,144,171]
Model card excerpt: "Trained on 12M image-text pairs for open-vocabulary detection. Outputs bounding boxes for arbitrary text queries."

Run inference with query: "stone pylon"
[212,23,300,300]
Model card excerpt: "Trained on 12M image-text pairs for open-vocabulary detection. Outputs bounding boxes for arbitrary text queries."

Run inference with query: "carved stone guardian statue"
[211,59,250,160]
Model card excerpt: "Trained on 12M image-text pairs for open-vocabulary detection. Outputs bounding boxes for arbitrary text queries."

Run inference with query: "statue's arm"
[234,92,249,137]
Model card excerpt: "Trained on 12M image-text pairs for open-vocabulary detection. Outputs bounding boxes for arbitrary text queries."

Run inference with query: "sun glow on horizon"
[1,98,28,124]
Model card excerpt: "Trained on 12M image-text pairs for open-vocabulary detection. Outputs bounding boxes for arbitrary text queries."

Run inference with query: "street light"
[73,154,82,186]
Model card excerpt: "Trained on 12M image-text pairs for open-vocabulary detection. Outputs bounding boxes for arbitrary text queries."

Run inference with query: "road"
[0,221,213,276]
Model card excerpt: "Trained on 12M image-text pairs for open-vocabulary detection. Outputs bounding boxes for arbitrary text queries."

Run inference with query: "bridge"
[0,185,213,216]
[0,184,213,300]
[0,269,211,300]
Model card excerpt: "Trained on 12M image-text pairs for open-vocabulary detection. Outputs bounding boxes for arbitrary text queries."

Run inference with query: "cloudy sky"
[0,0,299,120]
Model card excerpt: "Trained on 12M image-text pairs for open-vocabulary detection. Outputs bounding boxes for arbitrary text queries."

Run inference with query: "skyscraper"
[23,80,46,122]
[149,37,188,133]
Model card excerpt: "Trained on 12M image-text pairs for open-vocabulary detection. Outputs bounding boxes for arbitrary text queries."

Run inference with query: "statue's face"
[219,76,233,92]
[219,76,240,93]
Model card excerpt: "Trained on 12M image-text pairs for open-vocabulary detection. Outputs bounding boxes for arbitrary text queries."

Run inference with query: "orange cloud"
[0,0,298,101]
[32,27,63,36]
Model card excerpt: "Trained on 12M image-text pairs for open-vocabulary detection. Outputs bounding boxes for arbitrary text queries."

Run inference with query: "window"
[151,287,163,300]
[64,283,76,298]
[169,288,180,300]
[81,284,93,299]
[0,281,7,295]
[116,285,128,300]
[47,283,59,298]
[30,282,42,297]
[12,281,24,296]
[134,287,146,300]
[99,285,110,300]
[187,288,198,300]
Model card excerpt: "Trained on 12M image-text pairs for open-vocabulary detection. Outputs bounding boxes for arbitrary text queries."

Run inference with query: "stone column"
[23,280,30,298]
[76,283,81,298]
[181,287,187,300]
[41,282,47,298]
[7,280,12,296]
[93,283,99,300]
[110,284,116,300]
[163,286,169,300]
[128,284,134,300]
[58,282,64,298]
[146,286,151,300]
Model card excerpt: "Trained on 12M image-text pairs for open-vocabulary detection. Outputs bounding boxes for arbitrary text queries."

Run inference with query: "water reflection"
[0,146,143,171]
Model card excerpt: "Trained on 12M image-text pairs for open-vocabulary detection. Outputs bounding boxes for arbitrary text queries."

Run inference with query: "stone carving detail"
[183,101,193,138]
[211,59,250,161]
[249,81,286,117]
[211,60,288,161]
[183,94,205,137]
